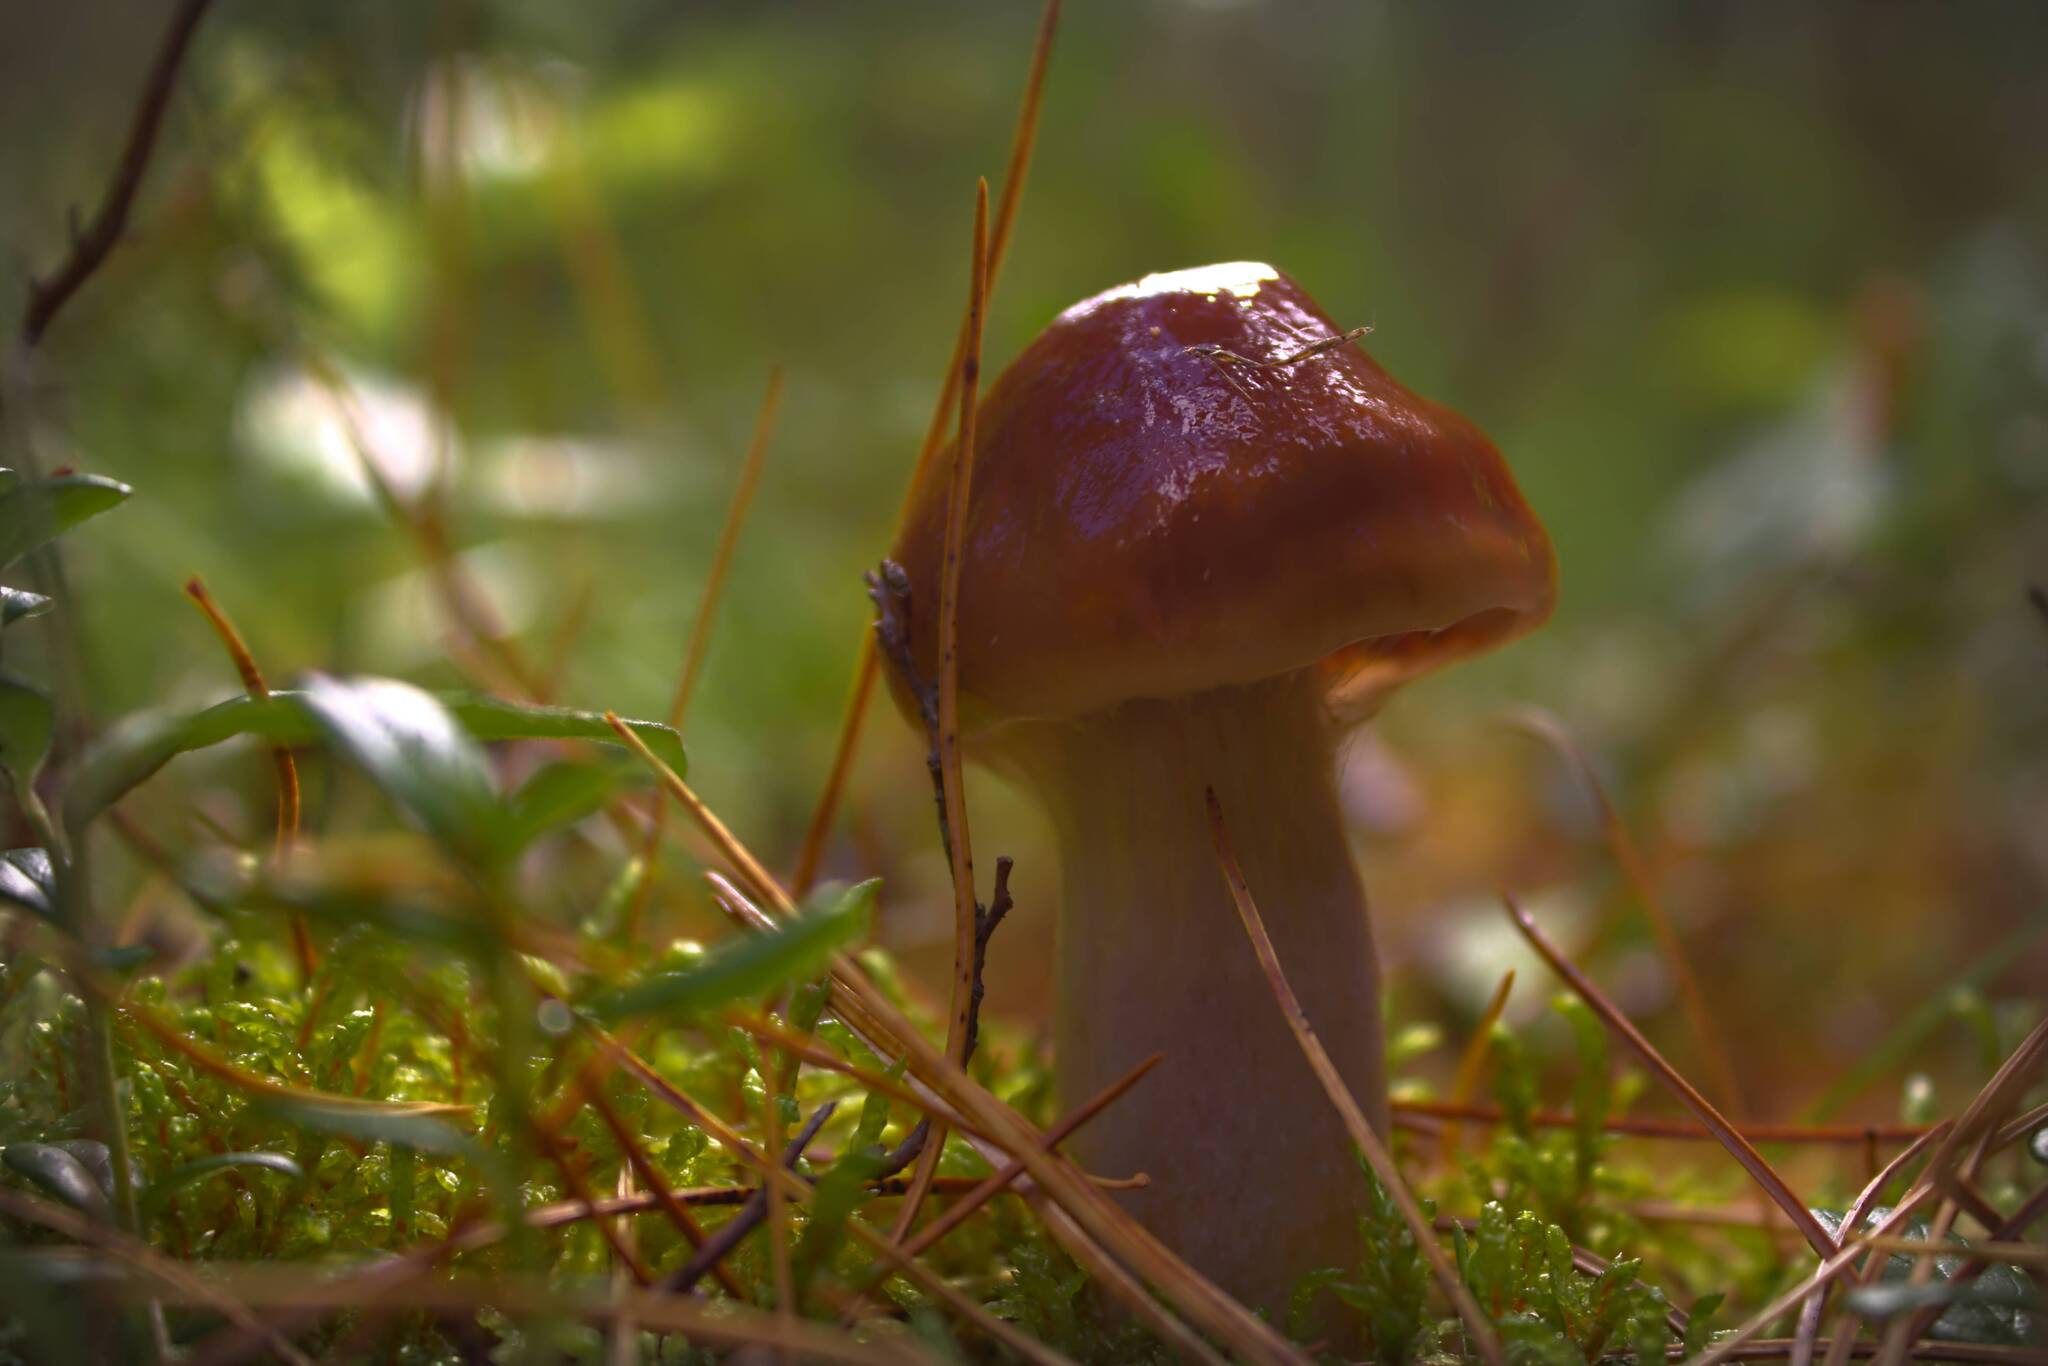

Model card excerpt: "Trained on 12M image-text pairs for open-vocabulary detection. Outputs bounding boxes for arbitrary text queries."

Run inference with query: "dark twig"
[2027,583,2048,630]
[863,563,1015,1180]
[869,858,1013,1183]
[663,1101,838,1294]
[22,0,215,346]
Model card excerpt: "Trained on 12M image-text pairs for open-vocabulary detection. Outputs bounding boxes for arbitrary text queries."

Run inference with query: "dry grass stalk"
[792,0,1063,894]
[891,177,992,1245]
[1502,892,1836,1258]
[1208,789,1506,1366]
[1506,707,1745,1115]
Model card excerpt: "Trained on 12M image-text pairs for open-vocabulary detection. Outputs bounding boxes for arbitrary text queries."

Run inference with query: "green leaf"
[0,847,56,922]
[63,687,686,834]
[444,693,686,772]
[0,587,51,627]
[298,675,502,859]
[0,673,53,788]
[586,879,877,1024]
[0,473,132,571]
[139,1152,304,1219]
[503,756,648,851]
[3,1142,107,1214]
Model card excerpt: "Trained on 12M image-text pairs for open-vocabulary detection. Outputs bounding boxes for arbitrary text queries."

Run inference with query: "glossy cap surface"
[889,262,1555,732]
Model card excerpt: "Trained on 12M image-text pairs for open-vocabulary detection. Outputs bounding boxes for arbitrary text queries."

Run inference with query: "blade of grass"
[626,368,786,941]
[1506,707,1744,1115]
[1208,789,1505,1366]
[1502,891,1835,1258]
[183,576,311,981]
[891,177,991,1246]
[790,0,1061,894]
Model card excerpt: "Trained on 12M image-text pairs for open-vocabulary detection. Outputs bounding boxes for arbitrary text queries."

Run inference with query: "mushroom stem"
[999,670,1386,1314]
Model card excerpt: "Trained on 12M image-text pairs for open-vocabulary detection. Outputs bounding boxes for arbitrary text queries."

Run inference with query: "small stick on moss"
[1505,707,1745,1116]
[930,175,990,1058]
[1442,968,1514,1165]
[183,576,312,982]
[625,367,786,943]
[1502,891,1835,1259]
[789,0,1062,895]
[1208,789,1505,1366]
[665,1101,836,1295]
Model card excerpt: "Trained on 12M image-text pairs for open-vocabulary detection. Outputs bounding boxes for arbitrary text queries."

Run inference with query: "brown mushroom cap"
[890,261,1556,733]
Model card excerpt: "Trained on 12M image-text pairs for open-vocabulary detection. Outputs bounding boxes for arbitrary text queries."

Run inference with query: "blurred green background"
[4,1,2044,1118]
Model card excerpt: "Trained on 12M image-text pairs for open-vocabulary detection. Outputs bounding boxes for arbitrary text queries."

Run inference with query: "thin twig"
[664,1101,837,1294]
[1209,789,1505,1366]
[21,0,215,345]
[1502,892,1836,1259]
[789,0,1061,894]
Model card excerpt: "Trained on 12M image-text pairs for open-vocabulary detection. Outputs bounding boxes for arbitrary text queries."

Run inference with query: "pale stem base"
[998,672,1388,1317]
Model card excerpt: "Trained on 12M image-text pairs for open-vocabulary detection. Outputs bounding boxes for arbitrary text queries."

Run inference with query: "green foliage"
[584,880,876,1024]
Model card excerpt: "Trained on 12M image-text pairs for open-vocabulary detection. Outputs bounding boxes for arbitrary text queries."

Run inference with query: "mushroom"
[884,262,1554,1312]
